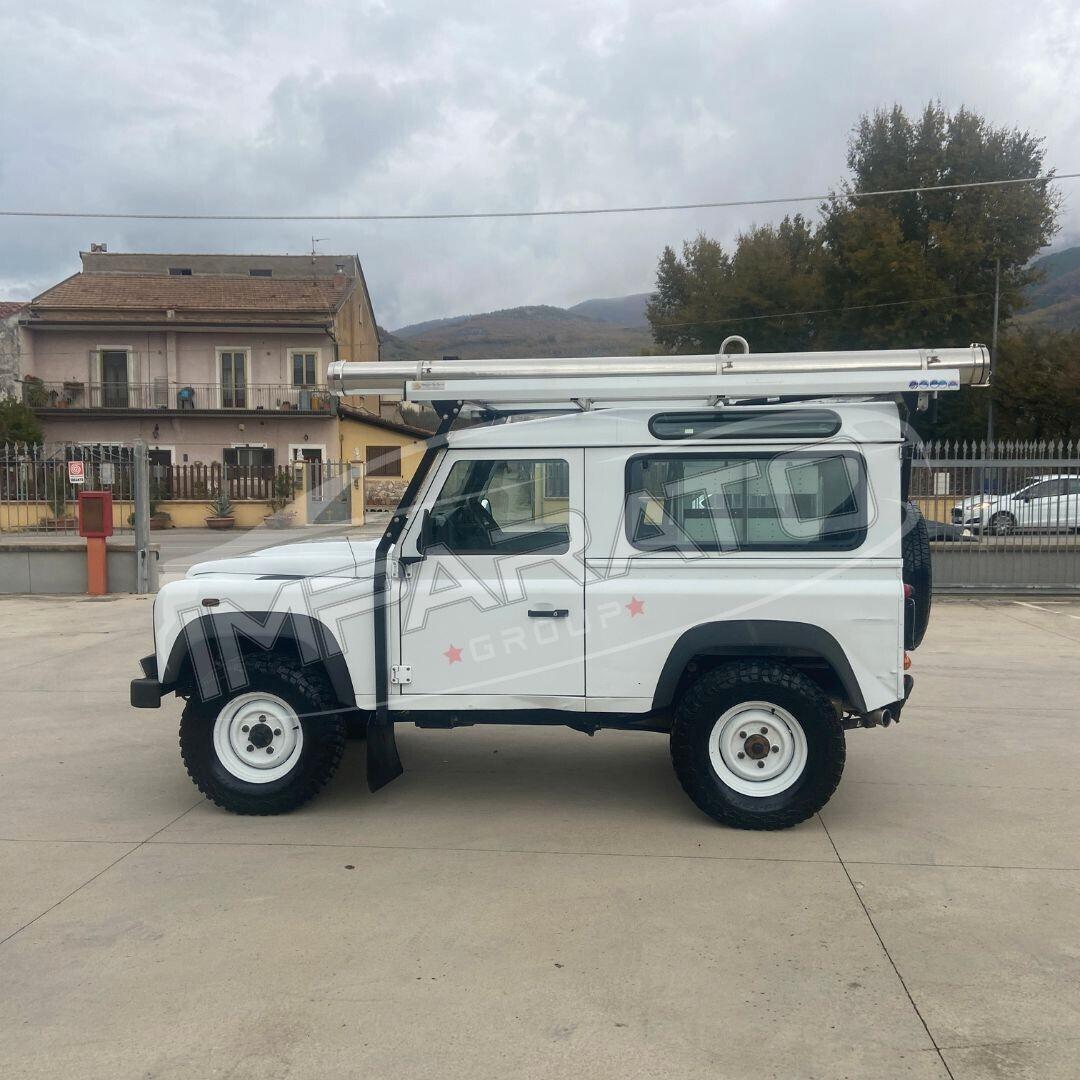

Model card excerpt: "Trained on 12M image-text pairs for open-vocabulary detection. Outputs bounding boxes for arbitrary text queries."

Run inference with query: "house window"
[291,351,318,387]
[169,268,192,276]
[249,269,272,277]
[366,445,401,478]
[219,350,247,408]
[224,447,275,468]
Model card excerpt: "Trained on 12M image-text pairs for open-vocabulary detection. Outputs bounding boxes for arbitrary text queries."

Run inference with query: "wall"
[38,412,338,467]
[24,327,336,388]
[0,540,157,594]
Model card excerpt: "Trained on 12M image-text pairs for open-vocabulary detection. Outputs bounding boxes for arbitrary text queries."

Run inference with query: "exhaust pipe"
[861,707,894,728]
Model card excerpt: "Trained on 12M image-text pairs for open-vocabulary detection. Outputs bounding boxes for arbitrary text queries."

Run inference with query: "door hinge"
[390,665,413,685]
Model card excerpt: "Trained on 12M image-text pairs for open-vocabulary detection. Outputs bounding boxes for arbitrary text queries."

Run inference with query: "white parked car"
[952,475,1080,534]
[131,344,989,830]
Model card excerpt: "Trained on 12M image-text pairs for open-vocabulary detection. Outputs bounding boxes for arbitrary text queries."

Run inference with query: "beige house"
[15,250,387,470]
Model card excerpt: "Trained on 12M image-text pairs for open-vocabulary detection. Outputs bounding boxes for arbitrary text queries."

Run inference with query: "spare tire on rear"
[901,501,932,648]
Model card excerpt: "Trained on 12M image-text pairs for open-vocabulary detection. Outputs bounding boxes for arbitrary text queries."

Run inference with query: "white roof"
[446,402,902,449]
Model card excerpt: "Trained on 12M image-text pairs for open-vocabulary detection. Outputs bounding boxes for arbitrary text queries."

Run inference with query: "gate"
[911,440,1080,592]
[305,460,350,524]
[0,442,139,535]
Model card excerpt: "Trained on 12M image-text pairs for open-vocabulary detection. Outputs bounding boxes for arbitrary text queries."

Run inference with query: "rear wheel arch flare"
[652,620,867,715]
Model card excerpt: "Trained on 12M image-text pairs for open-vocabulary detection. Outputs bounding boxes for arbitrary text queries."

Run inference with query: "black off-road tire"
[179,653,347,815]
[670,661,845,831]
[901,501,932,648]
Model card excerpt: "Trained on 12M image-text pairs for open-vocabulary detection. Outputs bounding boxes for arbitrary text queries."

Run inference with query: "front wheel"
[670,662,845,830]
[180,654,346,815]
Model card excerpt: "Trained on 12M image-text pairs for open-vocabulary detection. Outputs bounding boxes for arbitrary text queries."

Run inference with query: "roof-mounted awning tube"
[327,344,990,407]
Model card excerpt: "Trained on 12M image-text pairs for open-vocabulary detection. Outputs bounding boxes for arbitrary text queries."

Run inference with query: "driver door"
[396,448,585,700]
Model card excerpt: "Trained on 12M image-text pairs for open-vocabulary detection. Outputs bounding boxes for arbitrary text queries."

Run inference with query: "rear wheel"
[670,661,845,830]
[179,653,346,815]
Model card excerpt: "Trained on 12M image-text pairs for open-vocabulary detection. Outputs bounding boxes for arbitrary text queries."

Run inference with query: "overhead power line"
[650,290,995,330]
[0,173,1074,223]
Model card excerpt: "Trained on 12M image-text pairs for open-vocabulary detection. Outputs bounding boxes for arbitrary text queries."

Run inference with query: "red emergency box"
[77,491,114,539]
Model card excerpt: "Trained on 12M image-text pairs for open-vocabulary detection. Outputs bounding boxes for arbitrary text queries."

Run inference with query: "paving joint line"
[0,799,203,950]
[818,813,956,1080]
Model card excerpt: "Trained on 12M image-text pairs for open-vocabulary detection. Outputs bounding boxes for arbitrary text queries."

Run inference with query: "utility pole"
[987,256,1001,446]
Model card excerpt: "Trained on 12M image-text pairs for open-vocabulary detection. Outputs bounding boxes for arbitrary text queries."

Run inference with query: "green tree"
[647,215,824,353]
[819,103,1059,352]
[0,397,44,445]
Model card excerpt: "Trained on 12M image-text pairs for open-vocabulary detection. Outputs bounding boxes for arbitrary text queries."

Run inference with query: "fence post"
[133,441,151,593]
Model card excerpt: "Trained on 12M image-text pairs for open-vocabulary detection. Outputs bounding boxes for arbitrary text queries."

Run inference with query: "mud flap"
[366,711,403,791]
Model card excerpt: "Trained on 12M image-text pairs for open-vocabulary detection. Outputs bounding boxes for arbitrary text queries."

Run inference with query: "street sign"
[67,460,86,485]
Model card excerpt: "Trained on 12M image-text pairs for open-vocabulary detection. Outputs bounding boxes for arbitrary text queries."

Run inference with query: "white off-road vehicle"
[132,342,988,829]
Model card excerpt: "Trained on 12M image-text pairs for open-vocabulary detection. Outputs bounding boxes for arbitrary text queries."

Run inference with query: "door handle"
[528,608,569,618]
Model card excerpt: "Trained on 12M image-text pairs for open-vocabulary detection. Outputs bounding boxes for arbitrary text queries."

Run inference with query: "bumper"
[130,654,162,709]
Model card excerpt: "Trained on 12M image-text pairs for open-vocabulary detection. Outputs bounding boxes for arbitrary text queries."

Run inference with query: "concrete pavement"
[1,596,1079,1078]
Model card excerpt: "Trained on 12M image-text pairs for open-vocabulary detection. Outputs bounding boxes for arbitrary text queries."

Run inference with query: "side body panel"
[582,438,905,713]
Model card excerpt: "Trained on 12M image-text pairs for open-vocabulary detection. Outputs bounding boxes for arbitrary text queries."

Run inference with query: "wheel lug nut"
[241,725,249,733]
[760,727,768,735]
[259,715,266,721]
[757,760,765,769]
[738,731,747,739]
[274,729,281,736]
[265,747,274,755]
[246,744,254,753]
[771,745,780,753]
[737,751,745,759]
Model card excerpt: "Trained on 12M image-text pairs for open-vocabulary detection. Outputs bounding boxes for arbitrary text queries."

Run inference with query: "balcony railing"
[22,380,335,413]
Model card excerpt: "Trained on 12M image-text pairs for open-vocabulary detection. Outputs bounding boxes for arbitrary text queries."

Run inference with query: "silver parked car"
[952,475,1080,534]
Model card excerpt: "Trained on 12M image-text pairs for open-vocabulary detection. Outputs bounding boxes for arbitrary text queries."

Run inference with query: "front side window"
[291,352,318,386]
[626,452,866,552]
[428,458,570,555]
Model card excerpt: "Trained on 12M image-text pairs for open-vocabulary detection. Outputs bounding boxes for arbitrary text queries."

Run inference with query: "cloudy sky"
[1,0,1078,328]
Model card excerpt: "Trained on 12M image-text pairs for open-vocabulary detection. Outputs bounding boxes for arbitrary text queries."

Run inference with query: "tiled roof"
[30,273,352,319]
[0,301,27,319]
[337,403,432,438]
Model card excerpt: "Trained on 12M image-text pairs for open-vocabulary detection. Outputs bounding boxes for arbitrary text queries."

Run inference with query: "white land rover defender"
[131,341,988,830]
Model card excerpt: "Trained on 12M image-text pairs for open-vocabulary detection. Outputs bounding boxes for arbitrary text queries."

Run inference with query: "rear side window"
[650,409,841,441]
[626,451,867,552]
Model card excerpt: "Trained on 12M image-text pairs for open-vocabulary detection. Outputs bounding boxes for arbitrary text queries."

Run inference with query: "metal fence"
[912,440,1080,591]
[23,380,334,413]
[0,443,141,534]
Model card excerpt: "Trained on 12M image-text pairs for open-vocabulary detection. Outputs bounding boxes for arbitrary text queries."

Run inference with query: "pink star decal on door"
[626,596,645,617]
[444,644,463,664]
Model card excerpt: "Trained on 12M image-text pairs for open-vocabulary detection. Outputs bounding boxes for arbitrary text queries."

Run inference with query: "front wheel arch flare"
[161,611,356,707]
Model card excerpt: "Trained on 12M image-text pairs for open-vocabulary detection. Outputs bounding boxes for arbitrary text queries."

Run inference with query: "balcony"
[22,380,335,415]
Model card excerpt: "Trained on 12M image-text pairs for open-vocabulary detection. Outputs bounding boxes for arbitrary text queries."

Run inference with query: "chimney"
[333,270,347,287]
[90,242,108,253]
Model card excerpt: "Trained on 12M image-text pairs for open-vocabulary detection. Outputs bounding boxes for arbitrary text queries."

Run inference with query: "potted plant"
[205,491,236,529]
[263,471,296,528]
[44,470,78,530]
[23,376,48,408]
[129,481,172,529]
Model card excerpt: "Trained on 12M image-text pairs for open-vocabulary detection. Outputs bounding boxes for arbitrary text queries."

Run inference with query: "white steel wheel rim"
[212,693,304,784]
[708,701,808,797]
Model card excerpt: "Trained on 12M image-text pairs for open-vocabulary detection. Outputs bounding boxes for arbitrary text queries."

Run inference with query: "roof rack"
[328,341,990,413]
